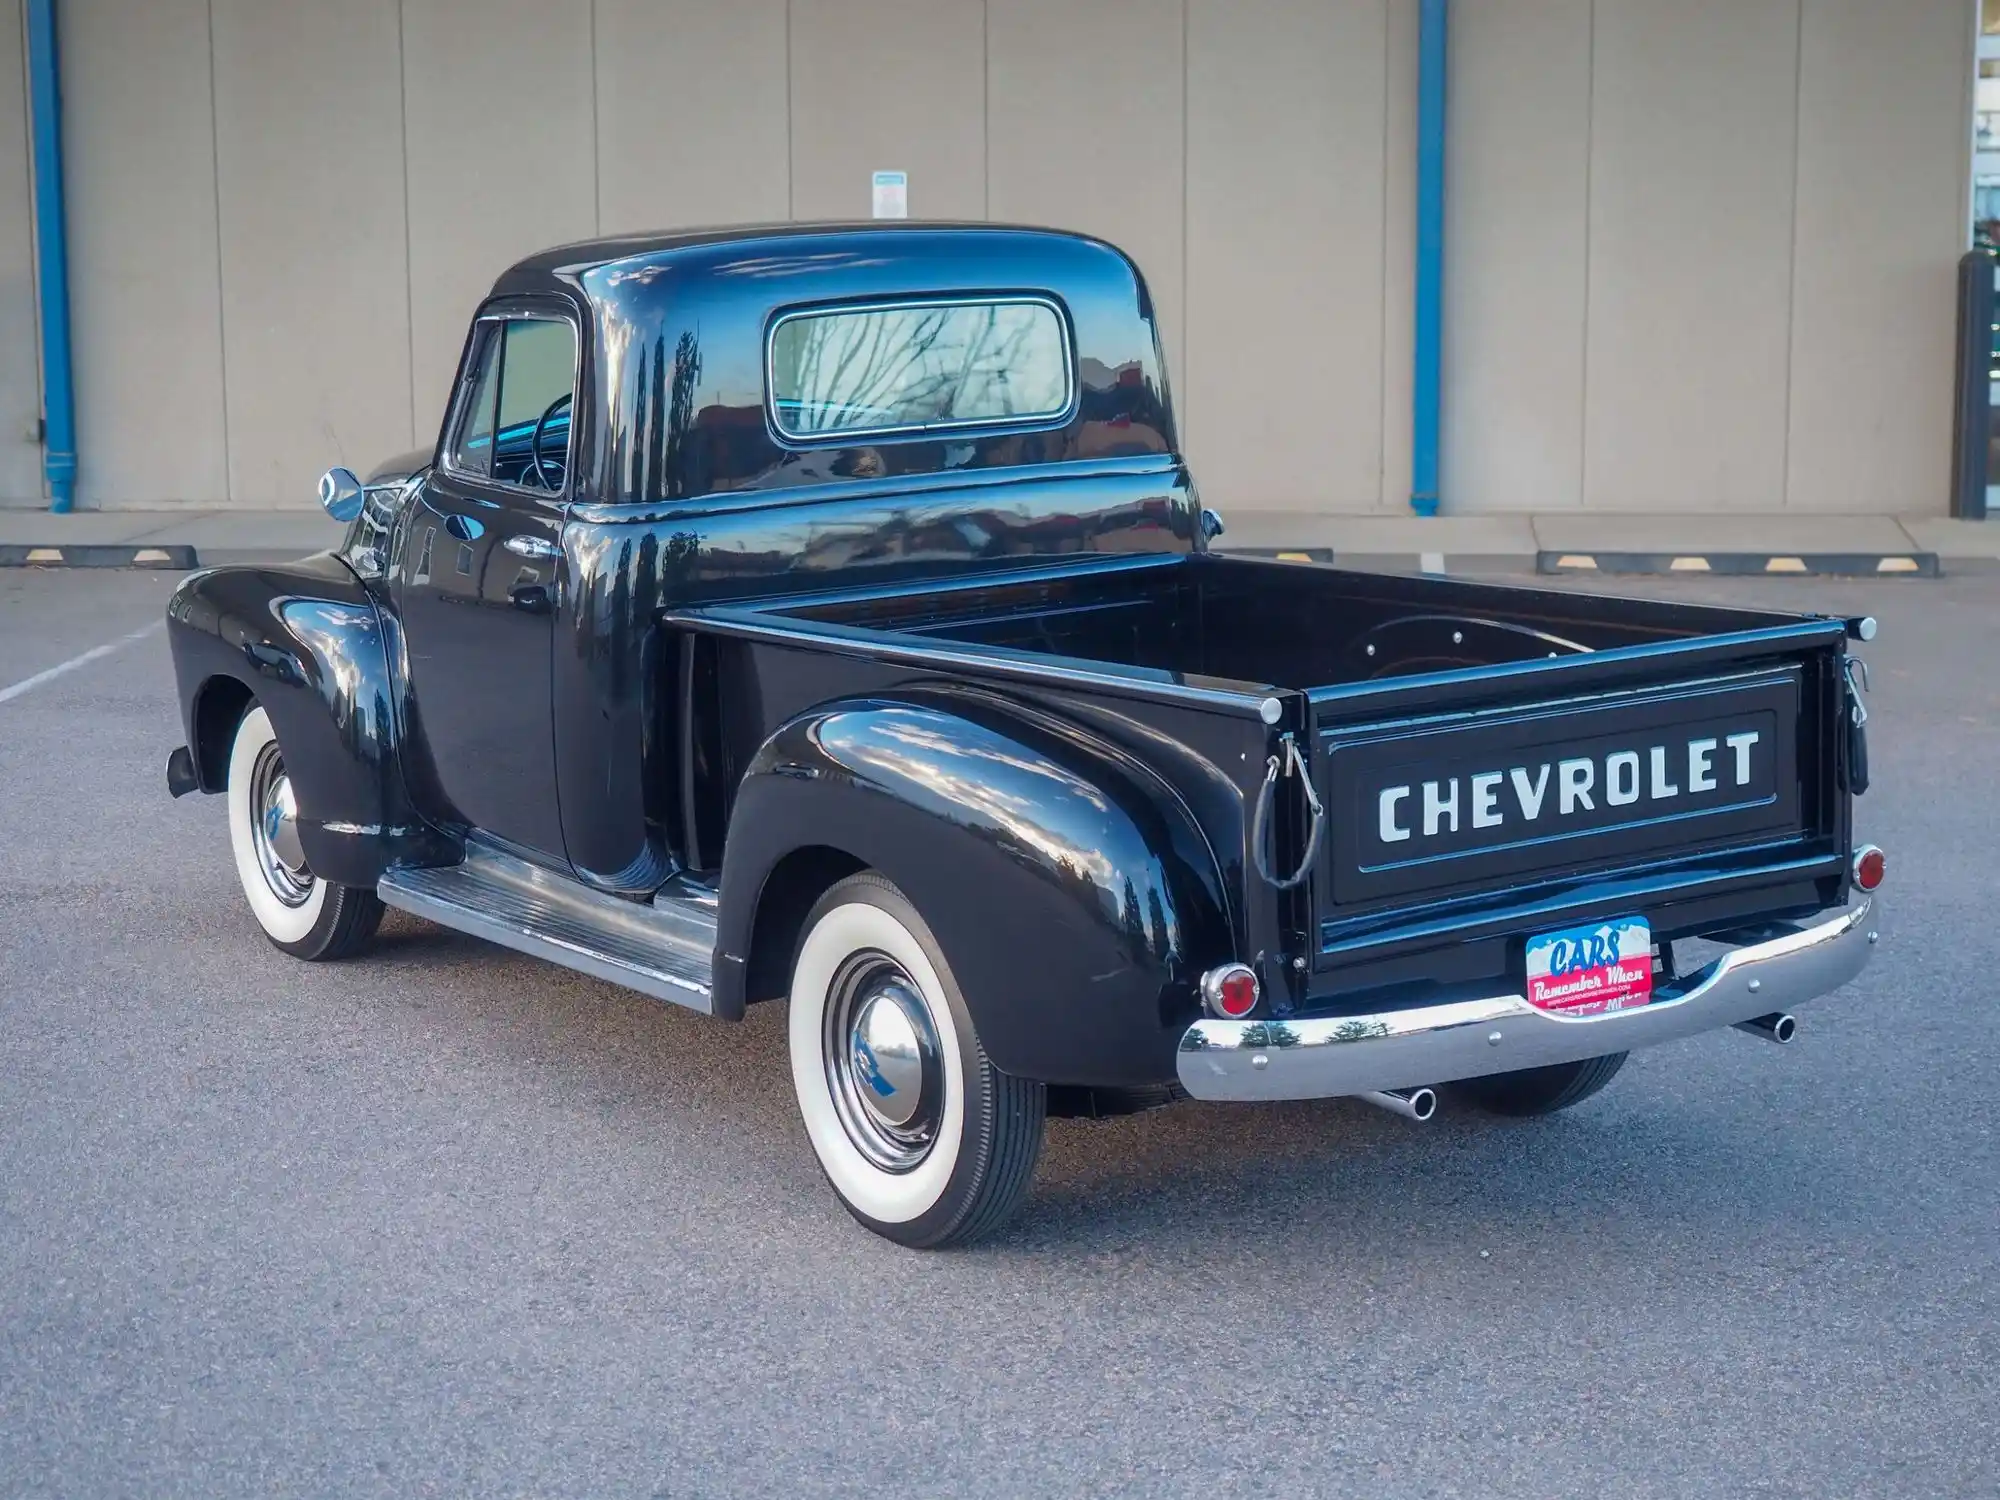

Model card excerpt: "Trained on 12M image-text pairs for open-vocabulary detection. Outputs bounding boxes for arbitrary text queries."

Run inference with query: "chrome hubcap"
[824,955,944,1173]
[248,743,313,906]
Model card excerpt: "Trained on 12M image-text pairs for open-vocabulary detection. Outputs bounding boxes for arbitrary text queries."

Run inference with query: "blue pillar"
[26,0,77,513]
[1410,0,1447,517]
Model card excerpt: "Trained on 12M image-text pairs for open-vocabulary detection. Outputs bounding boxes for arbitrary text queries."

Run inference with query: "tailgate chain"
[1843,654,1870,795]
[1251,733,1326,890]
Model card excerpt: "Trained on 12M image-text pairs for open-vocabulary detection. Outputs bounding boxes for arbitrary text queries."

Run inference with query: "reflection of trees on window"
[771,301,1069,437]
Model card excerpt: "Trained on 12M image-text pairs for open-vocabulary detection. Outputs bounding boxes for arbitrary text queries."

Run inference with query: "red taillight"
[1853,844,1886,892]
[1202,963,1261,1020]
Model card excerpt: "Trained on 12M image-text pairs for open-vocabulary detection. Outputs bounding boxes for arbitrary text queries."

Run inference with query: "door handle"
[509,582,556,615]
[504,534,560,559]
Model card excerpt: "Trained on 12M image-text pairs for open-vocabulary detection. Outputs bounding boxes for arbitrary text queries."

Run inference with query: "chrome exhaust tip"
[1733,1012,1798,1045]
[1358,1086,1437,1122]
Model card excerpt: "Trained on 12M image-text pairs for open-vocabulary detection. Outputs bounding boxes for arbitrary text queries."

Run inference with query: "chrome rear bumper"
[1176,895,1878,1103]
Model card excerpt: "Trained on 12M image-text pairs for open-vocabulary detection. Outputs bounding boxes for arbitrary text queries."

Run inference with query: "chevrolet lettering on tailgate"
[1323,672,1805,907]
[1377,729,1764,845]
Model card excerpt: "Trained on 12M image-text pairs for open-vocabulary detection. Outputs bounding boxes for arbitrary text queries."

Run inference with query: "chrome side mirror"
[318,466,365,523]
[1199,507,1226,541]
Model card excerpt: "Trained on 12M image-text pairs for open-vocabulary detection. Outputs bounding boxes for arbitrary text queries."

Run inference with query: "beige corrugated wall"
[1445,0,1973,514]
[9,0,1972,512]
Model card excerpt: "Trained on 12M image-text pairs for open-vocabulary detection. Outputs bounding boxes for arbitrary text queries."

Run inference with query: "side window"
[448,327,502,477]
[768,298,1072,440]
[494,318,577,491]
[447,314,578,491]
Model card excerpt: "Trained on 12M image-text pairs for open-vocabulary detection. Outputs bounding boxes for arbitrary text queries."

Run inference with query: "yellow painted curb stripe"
[1554,554,1597,570]
[1275,551,1313,563]
[1877,557,1920,573]
[24,548,62,564]
[1765,556,1807,572]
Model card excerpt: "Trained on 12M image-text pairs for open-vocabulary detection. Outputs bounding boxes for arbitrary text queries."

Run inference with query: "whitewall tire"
[788,872,1045,1248]
[225,704,383,960]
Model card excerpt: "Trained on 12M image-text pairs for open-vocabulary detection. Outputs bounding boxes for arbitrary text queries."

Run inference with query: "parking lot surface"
[1,564,1994,1499]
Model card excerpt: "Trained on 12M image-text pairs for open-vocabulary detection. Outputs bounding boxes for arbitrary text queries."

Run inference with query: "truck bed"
[669,551,1856,1007]
[769,551,1813,692]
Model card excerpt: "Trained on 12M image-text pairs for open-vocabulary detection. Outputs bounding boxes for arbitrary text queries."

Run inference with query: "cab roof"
[492,221,1111,298]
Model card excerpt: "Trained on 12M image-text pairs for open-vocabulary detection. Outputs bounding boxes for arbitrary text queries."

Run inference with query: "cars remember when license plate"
[1525,917,1653,1016]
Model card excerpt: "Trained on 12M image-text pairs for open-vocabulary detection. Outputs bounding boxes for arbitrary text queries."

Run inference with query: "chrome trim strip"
[1177,895,1878,1103]
[379,844,718,1014]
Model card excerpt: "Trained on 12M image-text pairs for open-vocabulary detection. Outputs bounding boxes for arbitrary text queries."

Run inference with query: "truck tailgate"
[1304,622,1851,979]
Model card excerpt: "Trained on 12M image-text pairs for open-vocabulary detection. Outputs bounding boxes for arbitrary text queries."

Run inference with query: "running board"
[378,844,718,1014]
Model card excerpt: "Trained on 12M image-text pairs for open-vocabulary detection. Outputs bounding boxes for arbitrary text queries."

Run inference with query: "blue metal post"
[26,0,76,512]
[1410,0,1447,517]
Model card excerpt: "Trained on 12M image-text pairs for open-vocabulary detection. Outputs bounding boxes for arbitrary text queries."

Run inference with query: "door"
[394,303,578,863]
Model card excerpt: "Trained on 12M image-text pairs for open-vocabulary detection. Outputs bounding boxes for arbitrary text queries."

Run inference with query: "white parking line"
[0,620,166,705]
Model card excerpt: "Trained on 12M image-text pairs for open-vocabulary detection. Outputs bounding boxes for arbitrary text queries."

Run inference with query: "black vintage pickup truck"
[164,223,1883,1247]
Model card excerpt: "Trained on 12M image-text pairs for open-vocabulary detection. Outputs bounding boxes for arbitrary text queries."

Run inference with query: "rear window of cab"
[766,297,1074,442]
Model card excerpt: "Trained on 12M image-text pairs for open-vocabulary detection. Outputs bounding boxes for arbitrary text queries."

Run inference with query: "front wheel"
[1457,1053,1628,1116]
[787,872,1045,1248]
[226,704,383,961]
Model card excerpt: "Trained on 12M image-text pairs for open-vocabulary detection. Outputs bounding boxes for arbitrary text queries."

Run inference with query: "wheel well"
[742,845,868,1005]
[190,676,255,791]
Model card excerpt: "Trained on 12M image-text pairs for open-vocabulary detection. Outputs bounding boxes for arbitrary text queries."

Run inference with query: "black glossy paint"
[165,553,447,886]
[163,223,1865,1089]
[715,695,1230,1084]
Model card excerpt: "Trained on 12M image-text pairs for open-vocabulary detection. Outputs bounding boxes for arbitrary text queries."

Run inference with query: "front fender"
[166,554,445,886]
[716,695,1231,1088]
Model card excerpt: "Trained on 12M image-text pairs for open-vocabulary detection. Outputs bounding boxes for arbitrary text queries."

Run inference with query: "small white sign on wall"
[871,170,908,220]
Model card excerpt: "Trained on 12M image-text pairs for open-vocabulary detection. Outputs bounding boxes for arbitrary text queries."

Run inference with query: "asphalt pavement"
[0,565,1994,1499]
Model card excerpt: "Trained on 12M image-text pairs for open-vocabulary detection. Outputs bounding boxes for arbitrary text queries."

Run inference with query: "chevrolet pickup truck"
[164,223,1884,1247]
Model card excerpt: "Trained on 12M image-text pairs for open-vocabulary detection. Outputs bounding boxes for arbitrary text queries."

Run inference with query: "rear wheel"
[787,872,1045,1248]
[1458,1053,1628,1116]
[226,705,383,961]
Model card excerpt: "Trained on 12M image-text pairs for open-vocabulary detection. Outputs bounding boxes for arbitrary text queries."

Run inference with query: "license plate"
[1525,917,1653,1016]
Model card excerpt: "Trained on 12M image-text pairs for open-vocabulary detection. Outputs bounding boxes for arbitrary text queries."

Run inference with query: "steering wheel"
[529,392,572,491]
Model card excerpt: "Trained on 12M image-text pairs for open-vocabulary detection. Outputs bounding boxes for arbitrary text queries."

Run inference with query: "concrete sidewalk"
[0,504,1994,574]
[1222,509,1998,575]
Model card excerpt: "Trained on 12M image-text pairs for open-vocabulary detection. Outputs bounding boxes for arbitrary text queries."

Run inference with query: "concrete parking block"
[0,543,198,569]
[0,507,338,565]
[1531,511,1922,555]
[1539,550,1939,579]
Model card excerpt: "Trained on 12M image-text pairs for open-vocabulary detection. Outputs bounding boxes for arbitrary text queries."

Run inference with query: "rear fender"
[716,694,1231,1088]
[166,555,447,886]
